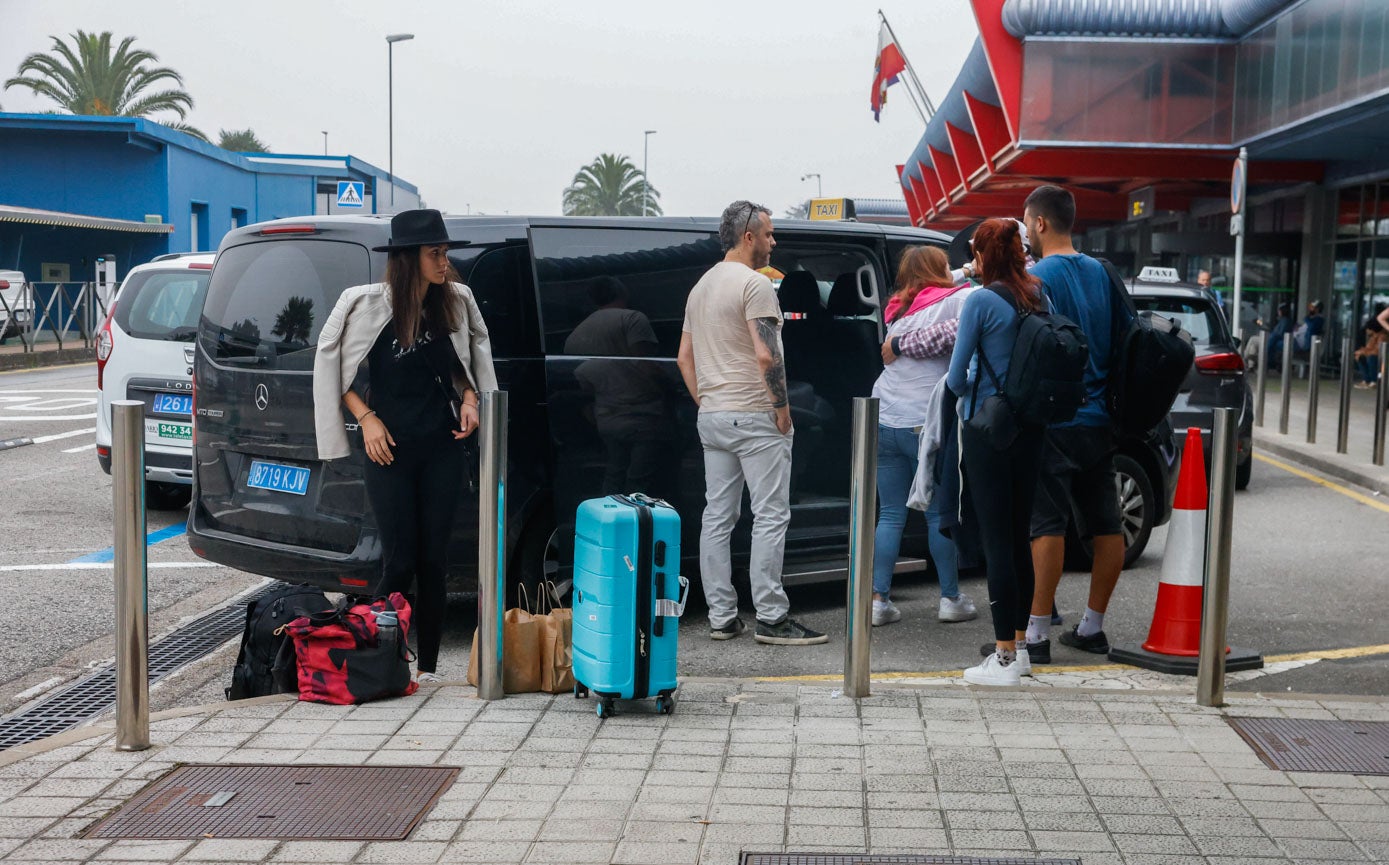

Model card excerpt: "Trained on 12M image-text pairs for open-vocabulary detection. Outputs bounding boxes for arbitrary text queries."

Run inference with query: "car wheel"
[514,509,565,602]
[1235,455,1252,490]
[1066,453,1155,571]
[145,482,191,511]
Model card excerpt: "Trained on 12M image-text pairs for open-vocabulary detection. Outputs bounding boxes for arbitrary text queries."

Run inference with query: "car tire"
[514,508,563,601]
[1066,453,1155,572]
[145,481,191,511]
[1235,456,1252,490]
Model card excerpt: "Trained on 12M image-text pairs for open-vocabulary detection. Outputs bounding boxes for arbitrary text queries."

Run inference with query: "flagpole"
[879,9,935,119]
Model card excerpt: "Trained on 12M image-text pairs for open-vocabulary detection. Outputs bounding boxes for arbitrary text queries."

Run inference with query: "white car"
[0,269,31,340]
[95,253,215,509]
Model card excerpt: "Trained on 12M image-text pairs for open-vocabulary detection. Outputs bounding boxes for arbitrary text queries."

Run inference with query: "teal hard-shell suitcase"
[571,494,687,717]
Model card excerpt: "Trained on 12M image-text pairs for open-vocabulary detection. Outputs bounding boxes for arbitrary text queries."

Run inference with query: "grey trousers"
[696,411,793,627]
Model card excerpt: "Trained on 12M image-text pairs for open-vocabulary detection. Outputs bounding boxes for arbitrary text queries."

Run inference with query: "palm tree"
[562,153,662,216]
[4,30,198,132]
[218,128,269,153]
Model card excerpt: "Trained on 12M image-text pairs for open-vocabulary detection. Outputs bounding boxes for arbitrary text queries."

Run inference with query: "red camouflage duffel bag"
[283,592,419,704]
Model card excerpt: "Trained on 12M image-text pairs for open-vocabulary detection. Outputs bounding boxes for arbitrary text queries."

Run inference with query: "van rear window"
[199,240,369,370]
[114,270,211,342]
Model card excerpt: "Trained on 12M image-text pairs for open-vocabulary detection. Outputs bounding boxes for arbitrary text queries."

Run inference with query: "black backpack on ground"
[227,583,335,700]
[985,283,1090,427]
[1098,260,1196,436]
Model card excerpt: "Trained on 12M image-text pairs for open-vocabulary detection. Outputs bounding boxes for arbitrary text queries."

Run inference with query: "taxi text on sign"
[809,198,855,221]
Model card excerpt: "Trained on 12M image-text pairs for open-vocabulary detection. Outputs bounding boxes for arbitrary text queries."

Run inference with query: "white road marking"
[0,562,221,572]
[0,390,100,421]
[30,427,96,444]
[62,442,97,453]
[0,389,99,394]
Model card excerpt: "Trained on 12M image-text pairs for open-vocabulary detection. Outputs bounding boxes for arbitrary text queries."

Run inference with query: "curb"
[1257,435,1389,496]
[0,348,95,372]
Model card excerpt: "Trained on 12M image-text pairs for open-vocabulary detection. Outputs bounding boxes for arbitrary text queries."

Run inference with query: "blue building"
[0,113,419,282]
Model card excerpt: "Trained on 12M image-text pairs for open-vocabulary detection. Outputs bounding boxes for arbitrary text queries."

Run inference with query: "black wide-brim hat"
[372,208,471,252]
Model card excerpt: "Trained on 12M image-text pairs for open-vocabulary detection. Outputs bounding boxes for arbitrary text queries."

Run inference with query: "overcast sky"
[2,0,980,218]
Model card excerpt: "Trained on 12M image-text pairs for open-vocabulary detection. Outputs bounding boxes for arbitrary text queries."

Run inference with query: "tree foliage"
[4,30,198,132]
[562,153,662,216]
[218,128,269,152]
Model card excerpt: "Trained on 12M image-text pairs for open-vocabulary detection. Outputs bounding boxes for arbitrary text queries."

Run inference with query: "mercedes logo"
[254,383,270,411]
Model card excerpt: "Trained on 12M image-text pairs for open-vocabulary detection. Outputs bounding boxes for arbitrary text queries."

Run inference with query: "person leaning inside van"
[312,208,498,684]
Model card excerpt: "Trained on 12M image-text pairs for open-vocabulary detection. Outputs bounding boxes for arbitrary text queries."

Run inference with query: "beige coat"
[313,281,498,460]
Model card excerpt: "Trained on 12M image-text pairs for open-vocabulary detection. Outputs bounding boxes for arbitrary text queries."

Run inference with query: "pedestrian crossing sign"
[336,181,365,208]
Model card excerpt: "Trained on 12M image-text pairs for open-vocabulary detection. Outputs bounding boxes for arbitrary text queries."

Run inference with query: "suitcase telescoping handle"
[654,576,690,619]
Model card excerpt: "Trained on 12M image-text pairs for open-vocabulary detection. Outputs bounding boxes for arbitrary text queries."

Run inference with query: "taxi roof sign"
[809,198,856,221]
[1137,266,1182,283]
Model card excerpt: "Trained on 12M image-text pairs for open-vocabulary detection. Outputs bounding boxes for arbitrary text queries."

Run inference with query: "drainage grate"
[1227,716,1389,775]
[83,764,459,840]
[741,857,1080,864]
[0,583,276,751]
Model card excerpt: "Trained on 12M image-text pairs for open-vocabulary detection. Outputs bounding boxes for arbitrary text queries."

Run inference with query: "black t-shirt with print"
[366,323,457,444]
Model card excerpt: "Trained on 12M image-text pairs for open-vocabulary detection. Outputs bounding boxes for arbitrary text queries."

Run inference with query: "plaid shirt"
[895,317,958,359]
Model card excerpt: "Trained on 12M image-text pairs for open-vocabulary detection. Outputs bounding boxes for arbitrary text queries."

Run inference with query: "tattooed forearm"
[755,317,789,408]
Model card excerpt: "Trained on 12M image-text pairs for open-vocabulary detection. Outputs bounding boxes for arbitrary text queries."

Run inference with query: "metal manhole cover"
[83,764,459,840]
[1227,716,1389,775]
[741,857,1080,864]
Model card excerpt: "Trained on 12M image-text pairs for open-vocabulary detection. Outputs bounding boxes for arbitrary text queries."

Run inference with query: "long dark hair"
[973,218,1042,312]
[384,248,463,347]
[889,245,955,323]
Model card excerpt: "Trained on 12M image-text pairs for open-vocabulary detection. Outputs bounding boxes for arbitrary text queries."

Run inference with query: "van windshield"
[114,270,212,342]
[200,239,369,370]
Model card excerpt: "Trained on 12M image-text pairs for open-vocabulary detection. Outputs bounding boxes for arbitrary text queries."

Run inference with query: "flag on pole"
[871,21,907,122]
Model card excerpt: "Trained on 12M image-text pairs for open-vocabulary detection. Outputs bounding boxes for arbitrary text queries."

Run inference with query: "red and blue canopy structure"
[897,0,1385,230]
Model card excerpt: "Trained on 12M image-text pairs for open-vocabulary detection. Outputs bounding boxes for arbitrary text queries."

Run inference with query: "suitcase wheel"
[574,684,589,699]
[597,698,615,719]
[655,695,675,715]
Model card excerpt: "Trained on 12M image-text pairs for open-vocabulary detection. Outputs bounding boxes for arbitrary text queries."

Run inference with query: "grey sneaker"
[710,618,746,641]
[871,598,901,626]
[937,593,978,623]
[754,617,828,646]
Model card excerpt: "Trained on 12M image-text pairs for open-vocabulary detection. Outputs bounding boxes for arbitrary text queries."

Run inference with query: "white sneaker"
[415,671,442,684]
[1016,648,1032,677]
[963,652,1022,686]
[938,593,978,623]
[871,598,902,626]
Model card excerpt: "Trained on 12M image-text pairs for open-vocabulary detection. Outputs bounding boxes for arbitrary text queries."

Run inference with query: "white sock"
[1077,607,1105,637]
[1025,615,1050,645]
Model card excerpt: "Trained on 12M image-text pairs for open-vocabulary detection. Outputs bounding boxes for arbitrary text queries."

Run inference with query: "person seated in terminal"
[1353,316,1386,389]
[1267,302,1294,367]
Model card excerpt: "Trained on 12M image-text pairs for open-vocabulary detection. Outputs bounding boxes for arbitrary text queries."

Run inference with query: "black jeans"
[960,422,1044,643]
[364,437,464,673]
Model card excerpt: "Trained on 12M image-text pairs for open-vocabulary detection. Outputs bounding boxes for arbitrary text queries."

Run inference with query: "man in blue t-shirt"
[1020,185,1124,661]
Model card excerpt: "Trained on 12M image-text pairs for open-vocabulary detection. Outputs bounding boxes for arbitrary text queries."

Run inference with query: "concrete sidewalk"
[0,341,93,372]
[1257,375,1389,496]
[2,680,1387,865]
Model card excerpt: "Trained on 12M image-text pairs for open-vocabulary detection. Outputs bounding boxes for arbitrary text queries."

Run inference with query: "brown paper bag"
[466,606,542,693]
[536,605,574,694]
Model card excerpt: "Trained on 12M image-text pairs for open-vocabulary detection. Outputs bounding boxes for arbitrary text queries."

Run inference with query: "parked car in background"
[95,252,215,509]
[0,269,31,341]
[1130,266,1255,490]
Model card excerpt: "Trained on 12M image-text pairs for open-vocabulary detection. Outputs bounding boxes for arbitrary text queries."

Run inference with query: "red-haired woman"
[943,218,1047,686]
[870,245,977,627]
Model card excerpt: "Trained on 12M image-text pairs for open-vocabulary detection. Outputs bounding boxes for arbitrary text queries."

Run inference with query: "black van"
[188,214,1176,595]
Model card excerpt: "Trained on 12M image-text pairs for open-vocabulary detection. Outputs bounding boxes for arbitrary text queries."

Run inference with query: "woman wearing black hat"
[313,208,498,683]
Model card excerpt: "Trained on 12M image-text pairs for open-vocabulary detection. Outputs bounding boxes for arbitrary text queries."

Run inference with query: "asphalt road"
[1,361,1385,728]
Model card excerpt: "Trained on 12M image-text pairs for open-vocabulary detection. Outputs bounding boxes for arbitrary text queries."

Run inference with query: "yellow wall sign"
[809,198,855,221]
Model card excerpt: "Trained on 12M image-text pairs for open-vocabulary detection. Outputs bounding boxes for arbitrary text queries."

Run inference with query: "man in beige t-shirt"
[677,201,827,647]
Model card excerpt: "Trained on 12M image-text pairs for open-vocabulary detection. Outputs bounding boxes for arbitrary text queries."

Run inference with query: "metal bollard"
[112,401,149,751]
[1375,344,1388,467]
[1278,334,1293,435]
[1254,331,1268,428]
[1306,337,1322,444]
[1196,407,1237,707]
[1337,336,1354,454]
[475,390,508,701]
[843,397,878,699]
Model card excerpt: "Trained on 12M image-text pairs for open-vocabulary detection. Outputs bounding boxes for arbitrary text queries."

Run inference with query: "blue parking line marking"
[68,523,188,564]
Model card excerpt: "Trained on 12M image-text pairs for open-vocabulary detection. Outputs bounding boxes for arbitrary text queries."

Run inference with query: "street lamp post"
[643,130,657,216]
[321,130,328,156]
[386,33,415,209]
[801,173,822,198]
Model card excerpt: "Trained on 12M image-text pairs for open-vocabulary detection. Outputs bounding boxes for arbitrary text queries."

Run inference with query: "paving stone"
[787,789,861,807]
[947,828,1031,849]
[181,838,281,861]
[1191,833,1288,857]
[787,806,864,827]
[1022,810,1103,832]
[1261,818,1351,840]
[89,840,194,861]
[5,838,111,860]
[1338,820,1389,841]
[1088,794,1173,815]
[1111,832,1201,855]
[712,787,788,806]
[1029,830,1116,851]
[696,821,785,845]
[1240,798,1327,820]
[867,826,950,848]
[441,839,532,863]
[945,809,1026,830]
[458,818,543,841]
[613,840,701,864]
[411,819,462,841]
[786,824,866,847]
[1277,837,1371,860]
[524,840,616,863]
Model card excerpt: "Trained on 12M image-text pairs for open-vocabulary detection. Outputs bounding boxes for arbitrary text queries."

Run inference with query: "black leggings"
[364,437,464,673]
[960,423,1044,643]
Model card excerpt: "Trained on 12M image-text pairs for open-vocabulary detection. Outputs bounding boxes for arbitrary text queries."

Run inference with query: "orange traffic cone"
[1108,428,1262,675]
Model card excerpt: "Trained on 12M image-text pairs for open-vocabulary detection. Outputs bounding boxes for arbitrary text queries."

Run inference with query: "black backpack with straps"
[1097,259,1195,436]
[980,283,1090,427]
[227,583,335,700]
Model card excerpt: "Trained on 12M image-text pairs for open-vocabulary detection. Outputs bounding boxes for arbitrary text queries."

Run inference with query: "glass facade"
[1330,183,1389,355]
[1234,0,1389,142]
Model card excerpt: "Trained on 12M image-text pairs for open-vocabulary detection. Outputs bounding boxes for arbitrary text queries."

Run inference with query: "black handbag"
[965,350,1019,450]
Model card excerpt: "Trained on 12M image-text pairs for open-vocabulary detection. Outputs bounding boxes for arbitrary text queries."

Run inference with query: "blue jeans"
[872,425,960,600]
[1357,356,1380,384]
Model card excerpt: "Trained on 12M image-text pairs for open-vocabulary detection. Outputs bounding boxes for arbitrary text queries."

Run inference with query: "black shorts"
[1030,425,1122,539]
